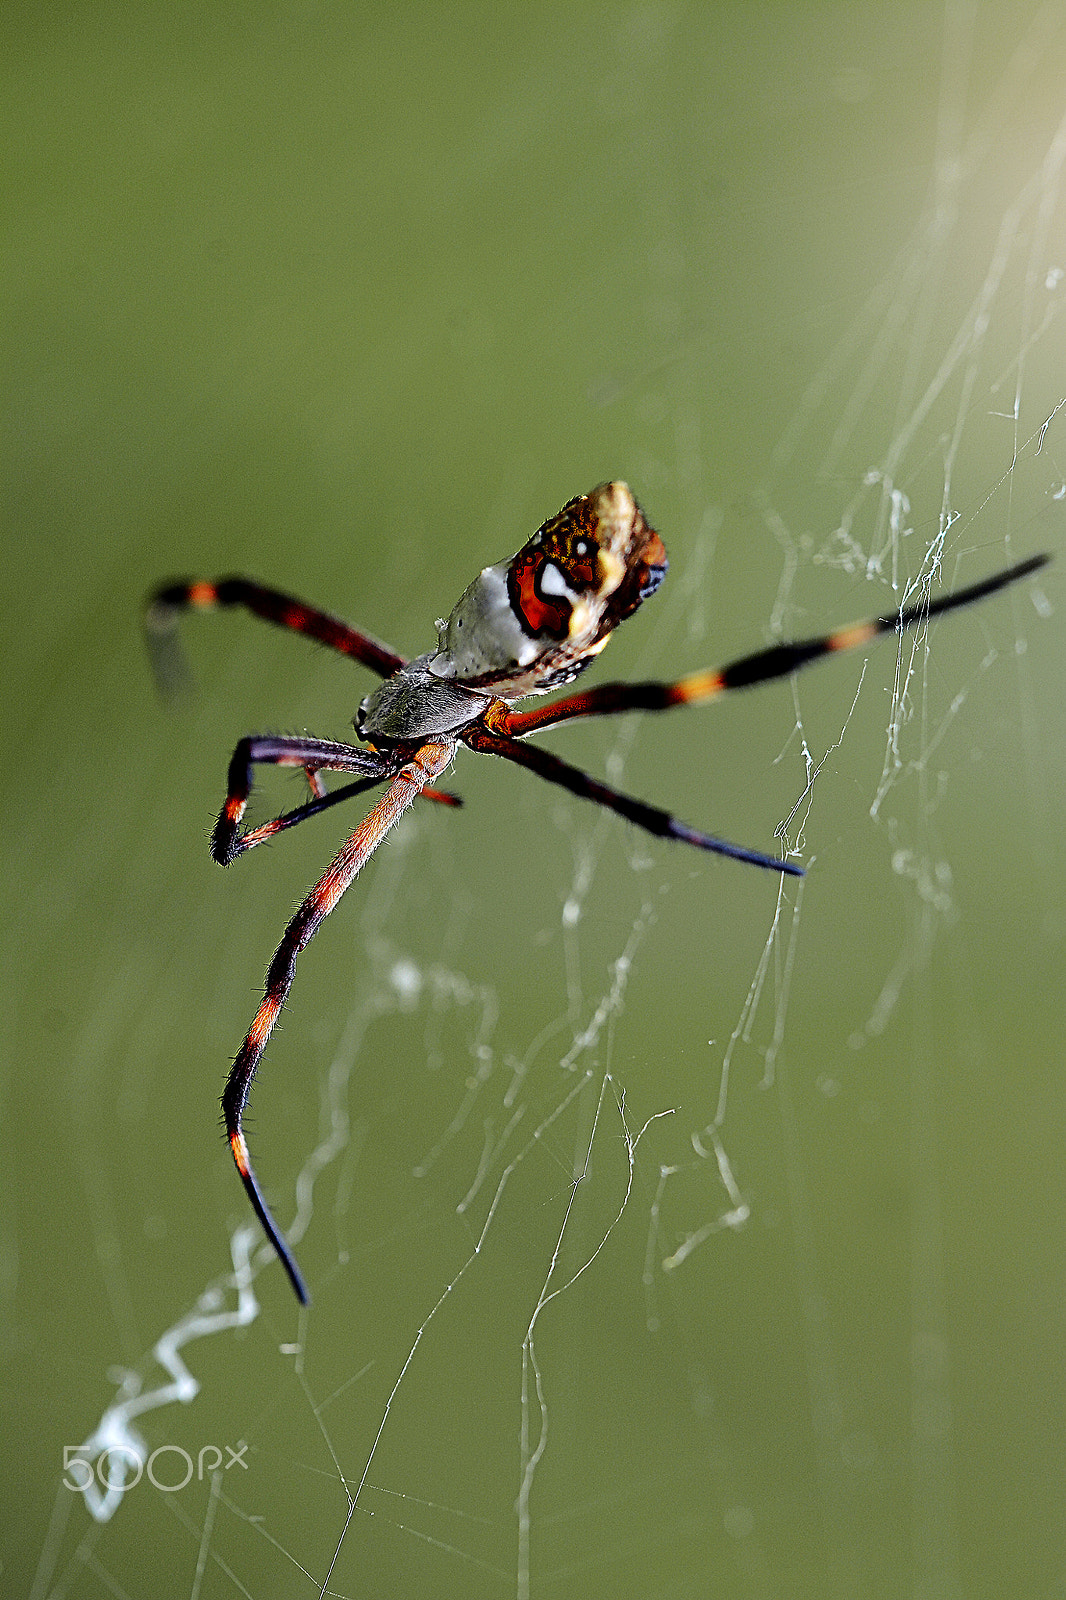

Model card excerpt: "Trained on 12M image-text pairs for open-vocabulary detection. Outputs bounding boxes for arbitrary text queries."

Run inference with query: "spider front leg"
[222,736,457,1305]
[145,575,404,694]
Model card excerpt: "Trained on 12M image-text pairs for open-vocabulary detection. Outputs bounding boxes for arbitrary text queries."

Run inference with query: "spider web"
[15,7,1066,1600]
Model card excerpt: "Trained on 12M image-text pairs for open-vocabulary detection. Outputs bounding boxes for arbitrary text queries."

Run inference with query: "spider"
[146,482,1048,1305]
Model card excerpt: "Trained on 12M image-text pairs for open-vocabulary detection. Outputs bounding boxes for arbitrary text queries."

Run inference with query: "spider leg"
[212,735,397,864]
[222,736,458,1304]
[145,576,404,695]
[466,726,802,876]
[211,734,462,863]
[278,774,463,830]
[493,552,1050,737]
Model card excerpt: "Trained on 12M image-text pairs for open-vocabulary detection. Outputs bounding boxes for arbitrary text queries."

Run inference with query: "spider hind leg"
[220,737,457,1302]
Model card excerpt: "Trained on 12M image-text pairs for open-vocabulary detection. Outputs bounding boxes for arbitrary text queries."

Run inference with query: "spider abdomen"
[432,482,666,695]
[359,483,669,739]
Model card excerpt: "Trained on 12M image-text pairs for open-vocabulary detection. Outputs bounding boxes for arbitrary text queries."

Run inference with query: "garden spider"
[147,482,1047,1305]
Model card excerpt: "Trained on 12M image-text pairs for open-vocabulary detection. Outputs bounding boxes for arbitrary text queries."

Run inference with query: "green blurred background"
[6,5,1065,1597]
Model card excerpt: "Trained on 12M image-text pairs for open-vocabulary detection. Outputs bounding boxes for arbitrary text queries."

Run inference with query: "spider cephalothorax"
[147,486,1046,1304]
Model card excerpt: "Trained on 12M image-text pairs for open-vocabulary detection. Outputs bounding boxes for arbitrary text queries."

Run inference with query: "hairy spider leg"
[145,575,404,694]
[207,732,463,867]
[212,735,399,863]
[221,736,458,1304]
[231,767,463,853]
[494,552,1051,738]
[467,725,803,876]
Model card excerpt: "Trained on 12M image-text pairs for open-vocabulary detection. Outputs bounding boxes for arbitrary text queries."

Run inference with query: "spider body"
[147,483,1047,1305]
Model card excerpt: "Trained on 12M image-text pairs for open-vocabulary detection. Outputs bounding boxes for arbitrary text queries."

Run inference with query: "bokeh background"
[6,5,1066,1598]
